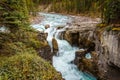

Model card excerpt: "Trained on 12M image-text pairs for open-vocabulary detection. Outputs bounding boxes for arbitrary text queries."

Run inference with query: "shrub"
[1,42,37,56]
[0,28,40,56]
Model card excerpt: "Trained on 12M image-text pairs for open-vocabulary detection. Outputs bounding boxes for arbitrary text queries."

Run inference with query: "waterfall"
[53,27,96,80]
[32,12,97,80]
[45,27,56,52]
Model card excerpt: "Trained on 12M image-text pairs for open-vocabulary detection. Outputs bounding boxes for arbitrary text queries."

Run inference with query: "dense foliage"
[34,0,120,24]
[50,0,120,24]
[0,28,40,56]
[103,0,120,24]
[0,53,62,80]
[0,0,62,79]
[0,0,29,30]
[0,0,42,55]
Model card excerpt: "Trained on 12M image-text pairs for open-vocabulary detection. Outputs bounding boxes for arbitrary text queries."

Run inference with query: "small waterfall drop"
[45,27,56,52]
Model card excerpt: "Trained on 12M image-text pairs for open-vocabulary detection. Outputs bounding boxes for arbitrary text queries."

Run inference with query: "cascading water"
[45,27,56,52]
[32,12,97,80]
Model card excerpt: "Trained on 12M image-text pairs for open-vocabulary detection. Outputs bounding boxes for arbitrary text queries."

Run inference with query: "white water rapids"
[32,13,97,80]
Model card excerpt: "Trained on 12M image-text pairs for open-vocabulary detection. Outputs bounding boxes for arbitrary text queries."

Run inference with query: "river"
[32,12,97,80]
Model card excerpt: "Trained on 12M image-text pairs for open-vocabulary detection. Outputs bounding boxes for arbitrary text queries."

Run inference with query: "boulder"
[45,24,50,29]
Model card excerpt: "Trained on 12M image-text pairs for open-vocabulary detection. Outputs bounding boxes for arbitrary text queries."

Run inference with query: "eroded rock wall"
[97,31,120,80]
[61,16,120,79]
[62,29,120,80]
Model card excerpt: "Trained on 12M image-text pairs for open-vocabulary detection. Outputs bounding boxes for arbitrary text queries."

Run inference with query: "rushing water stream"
[32,12,97,80]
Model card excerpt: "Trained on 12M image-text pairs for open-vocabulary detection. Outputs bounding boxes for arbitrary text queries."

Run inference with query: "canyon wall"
[97,30,120,80]
[60,16,120,80]
[38,15,120,80]
[62,26,120,80]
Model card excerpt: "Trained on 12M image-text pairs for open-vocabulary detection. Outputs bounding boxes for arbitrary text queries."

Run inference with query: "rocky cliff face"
[97,30,120,80]
[60,16,120,80]
[62,27,120,80]
[99,31,120,68]
[62,15,100,52]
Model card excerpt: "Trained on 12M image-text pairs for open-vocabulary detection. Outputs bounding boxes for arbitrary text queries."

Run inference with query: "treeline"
[1,0,117,25]
[34,0,120,24]
[50,0,101,13]
[0,0,38,30]
[50,0,120,24]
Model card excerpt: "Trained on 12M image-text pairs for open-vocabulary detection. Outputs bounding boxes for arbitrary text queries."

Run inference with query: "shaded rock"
[63,31,72,44]
[57,26,64,29]
[74,49,87,67]
[39,45,53,63]
[71,32,79,46]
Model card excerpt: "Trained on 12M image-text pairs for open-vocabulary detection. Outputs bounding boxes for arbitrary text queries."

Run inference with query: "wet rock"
[52,38,58,53]
[45,24,50,29]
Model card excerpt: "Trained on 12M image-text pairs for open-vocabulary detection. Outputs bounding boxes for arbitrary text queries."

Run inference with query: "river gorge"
[32,12,120,80]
